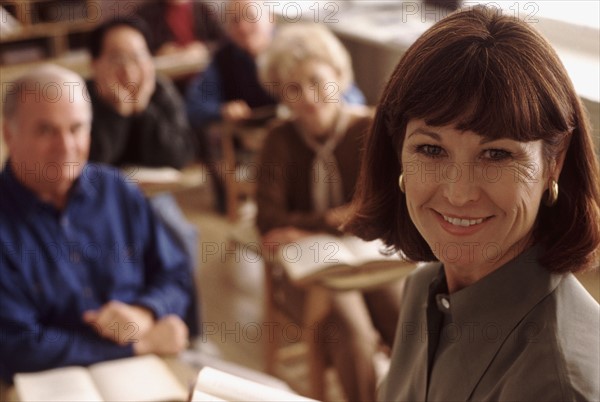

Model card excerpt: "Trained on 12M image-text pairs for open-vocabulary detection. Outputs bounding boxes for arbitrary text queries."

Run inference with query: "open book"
[121,166,183,184]
[274,235,416,288]
[191,367,316,402]
[14,355,188,402]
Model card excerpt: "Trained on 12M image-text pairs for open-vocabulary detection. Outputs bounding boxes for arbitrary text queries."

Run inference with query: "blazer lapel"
[449,248,561,400]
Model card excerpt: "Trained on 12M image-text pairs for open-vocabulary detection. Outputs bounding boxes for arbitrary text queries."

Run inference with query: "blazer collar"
[437,246,563,400]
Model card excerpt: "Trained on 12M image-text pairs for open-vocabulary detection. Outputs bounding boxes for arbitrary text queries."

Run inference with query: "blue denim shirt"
[0,162,192,382]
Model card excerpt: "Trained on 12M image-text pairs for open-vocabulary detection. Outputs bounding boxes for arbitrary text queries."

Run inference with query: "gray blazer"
[379,246,600,401]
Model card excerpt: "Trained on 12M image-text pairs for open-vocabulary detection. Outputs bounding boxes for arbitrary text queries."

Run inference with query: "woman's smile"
[433,209,494,236]
[402,119,548,277]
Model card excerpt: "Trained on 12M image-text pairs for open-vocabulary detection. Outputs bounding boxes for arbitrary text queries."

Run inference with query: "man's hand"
[221,100,252,122]
[133,315,189,356]
[83,300,155,344]
[94,78,136,116]
[132,71,156,114]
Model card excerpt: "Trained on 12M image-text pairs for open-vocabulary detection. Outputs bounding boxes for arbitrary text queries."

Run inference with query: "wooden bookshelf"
[0,0,100,65]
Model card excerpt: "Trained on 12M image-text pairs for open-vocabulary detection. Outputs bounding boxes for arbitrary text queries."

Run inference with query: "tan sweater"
[256,109,372,235]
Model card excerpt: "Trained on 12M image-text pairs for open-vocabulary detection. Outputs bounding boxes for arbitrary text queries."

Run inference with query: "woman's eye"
[416,144,445,158]
[483,149,512,161]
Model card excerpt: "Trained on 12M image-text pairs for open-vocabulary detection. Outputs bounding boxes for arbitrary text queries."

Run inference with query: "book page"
[321,260,418,291]
[191,389,226,401]
[278,234,357,282]
[14,366,104,402]
[121,166,183,184]
[195,367,316,402]
[278,235,404,283]
[338,236,400,266]
[89,355,188,402]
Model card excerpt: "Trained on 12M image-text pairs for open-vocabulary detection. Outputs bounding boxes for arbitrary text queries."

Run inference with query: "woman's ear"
[552,143,569,181]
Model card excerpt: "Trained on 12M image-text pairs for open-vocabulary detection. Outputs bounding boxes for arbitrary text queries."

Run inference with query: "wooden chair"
[260,240,417,400]
[226,223,329,398]
[262,259,331,399]
[219,107,278,221]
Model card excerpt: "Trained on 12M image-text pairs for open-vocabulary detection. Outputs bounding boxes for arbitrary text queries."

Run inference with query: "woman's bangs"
[398,55,570,143]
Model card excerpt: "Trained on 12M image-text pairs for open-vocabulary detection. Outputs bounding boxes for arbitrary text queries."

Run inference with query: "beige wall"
[337,35,405,106]
[338,31,600,161]
[582,98,600,158]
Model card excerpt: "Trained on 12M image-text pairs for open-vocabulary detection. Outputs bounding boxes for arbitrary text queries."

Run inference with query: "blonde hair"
[258,23,353,97]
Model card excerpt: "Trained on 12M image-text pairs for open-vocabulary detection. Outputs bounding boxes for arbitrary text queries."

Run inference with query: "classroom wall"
[583,98,600,156]
[337,32,600,159]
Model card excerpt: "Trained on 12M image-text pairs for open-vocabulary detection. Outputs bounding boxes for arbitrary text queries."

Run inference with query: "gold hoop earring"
[545,179,559,206]
[398,173,405,193]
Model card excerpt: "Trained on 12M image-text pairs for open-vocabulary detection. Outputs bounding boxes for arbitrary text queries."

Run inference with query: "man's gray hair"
[3,64,91,122]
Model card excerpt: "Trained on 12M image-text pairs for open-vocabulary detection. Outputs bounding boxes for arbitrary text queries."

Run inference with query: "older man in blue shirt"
[0,65,194,383]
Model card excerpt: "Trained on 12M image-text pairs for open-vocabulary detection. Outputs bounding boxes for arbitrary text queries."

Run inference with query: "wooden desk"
[125,165,208,197]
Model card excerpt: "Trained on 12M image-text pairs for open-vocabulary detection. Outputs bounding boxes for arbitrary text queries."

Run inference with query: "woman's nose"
[442,165,481,206]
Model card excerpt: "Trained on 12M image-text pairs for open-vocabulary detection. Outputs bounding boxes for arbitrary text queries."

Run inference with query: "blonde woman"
[256,24,402,401]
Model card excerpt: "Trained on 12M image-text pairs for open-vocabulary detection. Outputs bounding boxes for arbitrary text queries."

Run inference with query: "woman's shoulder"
[259,120,307,164]
[346,105,374,130]
[509,273,600,400]
[404,261,442,293]
[340,106,374,146]
[265,119,304,145]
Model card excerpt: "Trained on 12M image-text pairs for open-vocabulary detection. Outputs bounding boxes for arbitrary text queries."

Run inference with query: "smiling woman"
[400,120,551,291]
[344,5,600,402]
[254,23,399,402]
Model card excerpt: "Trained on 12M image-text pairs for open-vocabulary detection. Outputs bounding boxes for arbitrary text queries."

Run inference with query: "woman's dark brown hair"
[345,6,600,273]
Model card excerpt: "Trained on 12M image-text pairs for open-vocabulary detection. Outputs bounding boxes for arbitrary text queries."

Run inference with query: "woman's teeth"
[443,215,484,227]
